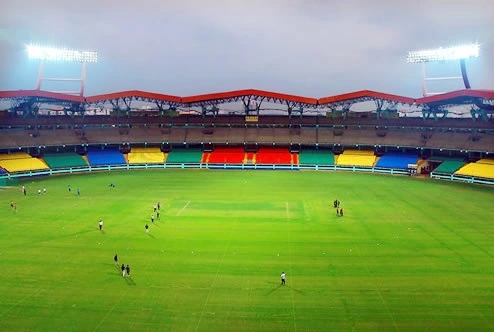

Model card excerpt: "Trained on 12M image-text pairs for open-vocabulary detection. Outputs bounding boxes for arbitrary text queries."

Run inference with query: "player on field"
[281,272,286,285]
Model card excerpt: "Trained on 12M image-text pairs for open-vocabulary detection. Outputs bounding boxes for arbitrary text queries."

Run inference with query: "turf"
[0,169,493,331]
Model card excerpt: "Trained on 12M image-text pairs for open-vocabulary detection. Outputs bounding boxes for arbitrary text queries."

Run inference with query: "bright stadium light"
[26,44,98,63]
[407,43,480,97]
[26,43,99,96]
[407,43,479,63]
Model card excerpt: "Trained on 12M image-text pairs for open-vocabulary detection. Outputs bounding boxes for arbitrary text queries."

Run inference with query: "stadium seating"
[273,128,292,144]
[0,152,50,172]
[127,147,165,164]
[86,148,126,166]
[255,147,293,164]
[297,128,317,144]
[336,149,376,167]
[166,148,203,163]
[185,128,204,144]
[431,158,466,174]
[84,128,124,144]
[299,150,335,165]
[207,147,245,164]
[375,153,418,169]
[454,159,494,179]
[126,127,163,143]
[42,152,88,168]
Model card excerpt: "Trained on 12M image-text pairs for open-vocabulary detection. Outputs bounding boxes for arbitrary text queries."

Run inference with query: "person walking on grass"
[114,254,118,266]
[126,265,131,277]
[281,272,286,285]
[121,264,126,277]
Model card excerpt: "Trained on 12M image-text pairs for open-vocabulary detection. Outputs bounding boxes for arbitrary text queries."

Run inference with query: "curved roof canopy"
[1,88,493,111]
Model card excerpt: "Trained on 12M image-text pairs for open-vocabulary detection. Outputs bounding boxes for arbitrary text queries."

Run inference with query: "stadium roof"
[1,88,494,110]
[85,90,181,105]
[415,89,494,106]
[0,89,84,104]
[318,90,415,107]
[181,89,318,108]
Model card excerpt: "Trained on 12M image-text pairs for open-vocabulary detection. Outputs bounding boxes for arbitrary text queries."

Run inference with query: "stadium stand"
[127,147,165,164]
[297,128,317,144]
[168,127,187,143]
[126,127,163,144]
[430,158,466,174]
[375,153,419,170]
[207,147,245,164]
[42,152,88,168]
[336,149,376,167]
[273,128,292,144]
[317,127,336,145]
[86,148,126,166]
[209,127,231,144]
[384,130,421,147]
[454,158,494,179]
[0,152,30,161]
[166,148,203,163]
[299,150,335,165]
[249,127,274,144]
[255,147,293,164]
[0,152,50,172]
[84,128,124,145]
[185,127,204,144]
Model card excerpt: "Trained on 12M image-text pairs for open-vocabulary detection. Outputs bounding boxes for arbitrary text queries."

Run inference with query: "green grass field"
[0,169,493,331]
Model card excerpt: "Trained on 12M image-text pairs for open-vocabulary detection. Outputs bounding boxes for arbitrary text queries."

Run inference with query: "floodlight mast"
[26,44,98,96]
[407,43,479,97]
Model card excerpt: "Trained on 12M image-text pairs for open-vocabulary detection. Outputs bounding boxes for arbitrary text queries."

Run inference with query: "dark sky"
[1,0,493,98]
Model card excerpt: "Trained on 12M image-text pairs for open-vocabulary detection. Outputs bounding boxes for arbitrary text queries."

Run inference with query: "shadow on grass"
[125,276,136,286]
[291,287,305,295]
[265,282,305,296]
[265,283,283,295]
[147,233,155,238]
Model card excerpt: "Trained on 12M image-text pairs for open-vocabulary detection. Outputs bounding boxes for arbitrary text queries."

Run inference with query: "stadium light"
[407,43,479,63]
[26,44,98,96]
[407,43,480,97]
[26,44,98,63]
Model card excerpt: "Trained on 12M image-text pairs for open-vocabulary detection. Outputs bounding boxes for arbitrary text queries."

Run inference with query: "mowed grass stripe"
[0,169,493,331]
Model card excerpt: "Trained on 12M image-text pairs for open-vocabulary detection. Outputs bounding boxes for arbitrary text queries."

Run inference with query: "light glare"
[26,44,98,63]
[407,43,479,63]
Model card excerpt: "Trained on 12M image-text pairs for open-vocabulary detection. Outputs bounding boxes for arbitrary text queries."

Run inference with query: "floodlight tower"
[407,43,479,97]
[26,44,98,96]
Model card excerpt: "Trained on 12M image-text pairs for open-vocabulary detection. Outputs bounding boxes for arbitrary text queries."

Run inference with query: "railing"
[4,163,493,186]
[430,172,494,186]
[0,163,410,179]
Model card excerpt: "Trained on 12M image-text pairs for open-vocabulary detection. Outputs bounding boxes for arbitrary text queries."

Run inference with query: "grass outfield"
[0,169,493,331]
